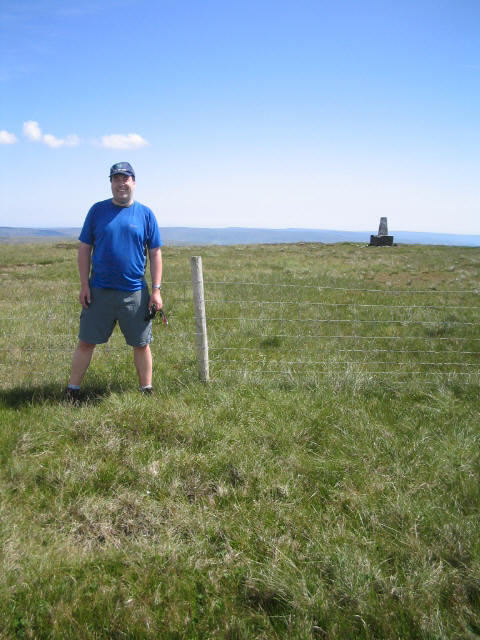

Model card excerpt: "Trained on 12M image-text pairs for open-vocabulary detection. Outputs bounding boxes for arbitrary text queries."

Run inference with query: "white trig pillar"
[190,256,210,382]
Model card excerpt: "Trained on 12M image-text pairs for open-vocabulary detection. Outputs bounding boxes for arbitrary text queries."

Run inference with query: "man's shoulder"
[134,201,155,215]
[86,198,114,216]
[91,198,114,210]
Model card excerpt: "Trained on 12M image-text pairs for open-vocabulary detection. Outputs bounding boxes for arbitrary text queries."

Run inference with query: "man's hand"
[149,288,162,311]
[79,284,91,309]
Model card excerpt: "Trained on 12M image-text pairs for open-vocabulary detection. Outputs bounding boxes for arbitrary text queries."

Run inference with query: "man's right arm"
[78,241,92,308]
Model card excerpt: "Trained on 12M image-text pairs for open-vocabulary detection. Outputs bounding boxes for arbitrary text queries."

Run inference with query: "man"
[66,162,163,399]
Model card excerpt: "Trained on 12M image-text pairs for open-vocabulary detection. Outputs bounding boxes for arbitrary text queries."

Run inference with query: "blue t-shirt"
[79,199,162,291]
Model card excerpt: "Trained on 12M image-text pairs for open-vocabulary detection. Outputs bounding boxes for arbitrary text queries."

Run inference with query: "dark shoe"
[65,387,80,403]
[141,387,154,395]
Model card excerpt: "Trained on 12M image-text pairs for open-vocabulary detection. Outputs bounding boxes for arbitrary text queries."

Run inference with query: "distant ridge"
[0,227,80,240]
[0,226,478,247]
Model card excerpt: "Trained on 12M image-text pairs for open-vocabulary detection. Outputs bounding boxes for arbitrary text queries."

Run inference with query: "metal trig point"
[369,217,394,246]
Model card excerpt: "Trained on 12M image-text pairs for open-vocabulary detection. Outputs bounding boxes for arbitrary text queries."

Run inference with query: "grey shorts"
[79,287,153,347]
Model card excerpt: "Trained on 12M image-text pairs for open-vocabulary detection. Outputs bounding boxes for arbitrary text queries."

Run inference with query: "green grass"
[0,241,479,639]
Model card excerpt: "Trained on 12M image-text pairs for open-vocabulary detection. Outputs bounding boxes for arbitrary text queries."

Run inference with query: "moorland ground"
[0,241,479,639]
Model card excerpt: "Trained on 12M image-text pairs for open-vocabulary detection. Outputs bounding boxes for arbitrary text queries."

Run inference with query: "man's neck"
[112,198,134,207]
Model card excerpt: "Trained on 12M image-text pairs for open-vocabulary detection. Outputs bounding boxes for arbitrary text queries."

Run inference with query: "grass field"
[0,241,479,639]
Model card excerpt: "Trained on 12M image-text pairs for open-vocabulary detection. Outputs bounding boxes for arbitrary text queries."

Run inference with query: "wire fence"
[201,280,480,382]
[0,274,479,389]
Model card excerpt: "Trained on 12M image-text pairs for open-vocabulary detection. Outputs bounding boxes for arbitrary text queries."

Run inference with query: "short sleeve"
[79,205,95,245]
[146,209,162,249]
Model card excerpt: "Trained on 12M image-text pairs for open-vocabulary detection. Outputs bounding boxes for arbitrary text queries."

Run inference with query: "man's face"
[111,173,136,206]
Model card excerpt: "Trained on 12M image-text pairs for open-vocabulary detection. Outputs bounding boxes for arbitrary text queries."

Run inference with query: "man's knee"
[78,340,96,352]
[133,344,150,352]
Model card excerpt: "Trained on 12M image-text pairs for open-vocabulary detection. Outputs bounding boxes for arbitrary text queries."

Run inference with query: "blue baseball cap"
[109,162,135,179]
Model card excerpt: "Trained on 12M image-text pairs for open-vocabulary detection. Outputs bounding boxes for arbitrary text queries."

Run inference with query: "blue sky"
[1,0,479,233]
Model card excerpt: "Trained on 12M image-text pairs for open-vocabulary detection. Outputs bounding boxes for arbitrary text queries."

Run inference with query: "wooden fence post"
[190,256,210,382]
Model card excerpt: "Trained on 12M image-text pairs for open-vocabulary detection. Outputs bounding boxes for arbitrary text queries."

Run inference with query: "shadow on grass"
[0,383,126,409]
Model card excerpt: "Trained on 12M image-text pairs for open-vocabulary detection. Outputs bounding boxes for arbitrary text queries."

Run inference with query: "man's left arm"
[149,247,163,310]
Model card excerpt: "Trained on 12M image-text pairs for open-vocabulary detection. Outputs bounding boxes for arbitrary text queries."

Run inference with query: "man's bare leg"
[133,344,153,388]
[68,340,96,386]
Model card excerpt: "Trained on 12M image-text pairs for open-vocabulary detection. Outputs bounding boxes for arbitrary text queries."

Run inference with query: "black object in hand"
[144,306,168,324]
[144,304,157,321]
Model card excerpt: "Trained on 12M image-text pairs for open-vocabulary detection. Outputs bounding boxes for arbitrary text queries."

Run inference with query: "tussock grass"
[0,241,479,638]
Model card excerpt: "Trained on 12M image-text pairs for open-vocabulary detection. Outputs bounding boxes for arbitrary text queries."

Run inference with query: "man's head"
[110,162,136,207]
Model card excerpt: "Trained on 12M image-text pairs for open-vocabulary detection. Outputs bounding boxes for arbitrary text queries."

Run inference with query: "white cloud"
[23,120,42,141]
[43,133,80,148]
[22,120,80,147]
[100,133,149,150]
[0,130,18,144]
[20,121,149,150]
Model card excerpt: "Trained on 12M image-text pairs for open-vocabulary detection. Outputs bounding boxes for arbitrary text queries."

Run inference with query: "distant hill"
[158,227,480,247]
[0,227,81,241]
[0,226,479,247]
